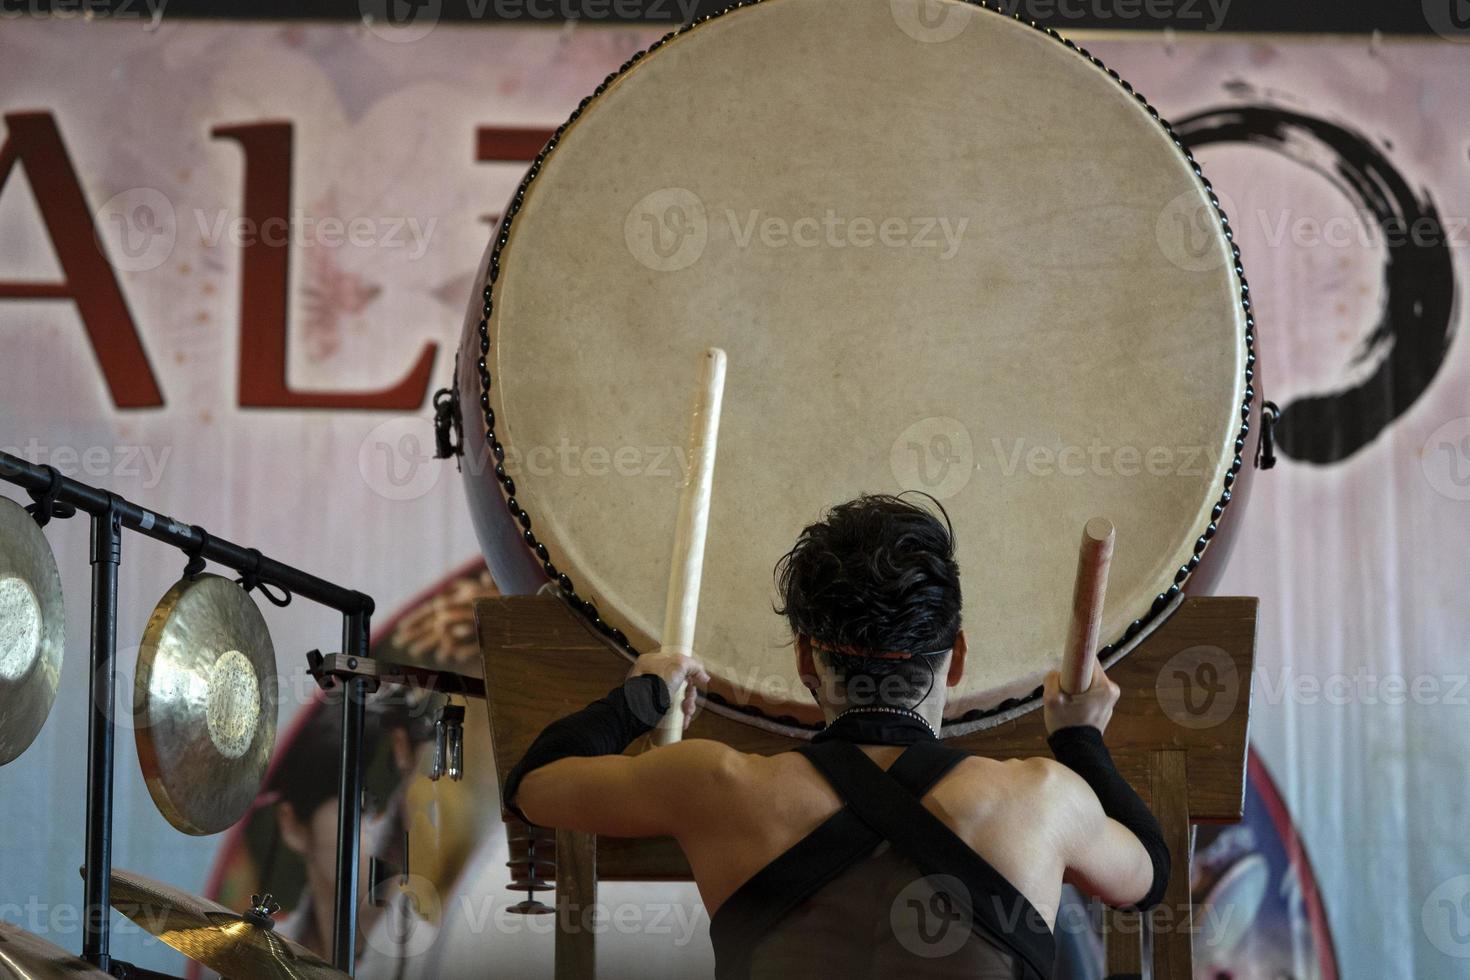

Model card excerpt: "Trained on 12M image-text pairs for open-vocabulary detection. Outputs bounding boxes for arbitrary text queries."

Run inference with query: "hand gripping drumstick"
[1059,517,1116,695]
[652,347,728,746]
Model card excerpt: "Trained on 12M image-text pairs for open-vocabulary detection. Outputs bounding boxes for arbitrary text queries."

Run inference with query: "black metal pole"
[1,450,377,969]
[82,497,121,970]
[0,452,370,615]
[331,609,371,974]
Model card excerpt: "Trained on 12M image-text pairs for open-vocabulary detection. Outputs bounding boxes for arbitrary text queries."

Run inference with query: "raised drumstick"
[1060,517,1116,695]
[652,347,727,745]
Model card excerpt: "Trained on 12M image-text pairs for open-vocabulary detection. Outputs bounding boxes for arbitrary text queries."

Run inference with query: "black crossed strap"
[709,740,1055,980]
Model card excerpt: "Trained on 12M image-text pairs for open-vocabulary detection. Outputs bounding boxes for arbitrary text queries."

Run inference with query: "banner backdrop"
[1,14,1467,979]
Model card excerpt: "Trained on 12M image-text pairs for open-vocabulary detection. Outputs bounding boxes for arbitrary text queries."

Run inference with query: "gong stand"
[476,593,1257,980]
[0,451,375,977]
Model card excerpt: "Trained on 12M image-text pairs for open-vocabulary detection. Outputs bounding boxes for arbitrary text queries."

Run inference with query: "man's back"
[674,742,1070,926]
[738,841,1023,980]
[504,497,1170,977]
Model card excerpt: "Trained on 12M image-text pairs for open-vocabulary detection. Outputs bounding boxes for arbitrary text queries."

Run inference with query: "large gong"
[458,0,1253,730]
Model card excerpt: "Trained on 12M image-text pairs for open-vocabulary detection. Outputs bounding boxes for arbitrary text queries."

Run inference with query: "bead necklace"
[830,704,937,739]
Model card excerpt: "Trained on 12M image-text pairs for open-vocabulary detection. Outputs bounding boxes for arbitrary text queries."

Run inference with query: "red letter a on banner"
[0,112,164,408]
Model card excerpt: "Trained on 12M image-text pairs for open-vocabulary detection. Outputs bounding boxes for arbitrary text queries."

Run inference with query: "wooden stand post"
[476,594,1257,979]
[555,828,597,980]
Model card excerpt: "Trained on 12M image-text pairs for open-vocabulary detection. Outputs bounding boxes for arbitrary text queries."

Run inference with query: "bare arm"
[1042,662,1172,910]
[515,738,739,838]
[1048,762,1158,907]
[506,650,716,836]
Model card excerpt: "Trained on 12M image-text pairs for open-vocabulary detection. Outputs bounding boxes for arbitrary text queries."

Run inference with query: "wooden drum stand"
[476,593,1256,979]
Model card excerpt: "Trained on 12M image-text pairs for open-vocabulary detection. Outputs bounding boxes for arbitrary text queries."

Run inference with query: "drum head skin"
[459,0,1252,730]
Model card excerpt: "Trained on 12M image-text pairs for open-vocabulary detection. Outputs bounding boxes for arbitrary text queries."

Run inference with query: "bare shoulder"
[948,753,1054,781]
[643,738,761,786]
[641,739,794,826]
[948,754,1091,808]
[1004,755,1097,812]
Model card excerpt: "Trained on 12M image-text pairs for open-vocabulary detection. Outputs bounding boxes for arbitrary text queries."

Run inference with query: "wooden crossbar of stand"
[476,594,1256,979]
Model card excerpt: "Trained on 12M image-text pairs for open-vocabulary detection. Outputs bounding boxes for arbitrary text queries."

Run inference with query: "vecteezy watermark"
[359,0,443,41]
[726,211,968,260]
[889,0,980,43]
[365,873,442,959]
[107,642,453,735]
[1155,187,1237,273]
[890,417,976,500]
[1422,416,1470,502]
[1,439,172,490]
[624,188,708,272]
[96,188,177,273]
[1250,209,1470,251]
[359,417,443,502]
[422,888,707,945]
[1156,645,1240,730]
[93,190,437,274]
[359,0,700,42]
[358,417,695,502]
[1423,875,1470,958]
[996,0,1232,29]
[194,209,436,258]
[1423,0,1470,41]
[888,417,1211,499]
[891,875,973,958]
[0,0,168,28]
[988,438,1209,479]
[1253,667,1469,709]
[106,643,286,736]
[624,188,970,272]
[890,0,1231,43]
[0,897,175,944]
[1158,190,1470,273]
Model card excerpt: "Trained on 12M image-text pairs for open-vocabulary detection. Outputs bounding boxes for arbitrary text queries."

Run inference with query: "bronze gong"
[134,574,277,835]
[0,496,65,766]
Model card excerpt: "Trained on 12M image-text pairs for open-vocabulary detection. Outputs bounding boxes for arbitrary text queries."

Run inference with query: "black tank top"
[707,713,1056,980]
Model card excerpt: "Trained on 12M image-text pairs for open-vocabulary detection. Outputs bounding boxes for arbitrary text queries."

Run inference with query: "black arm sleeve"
[502,673,672,825]
[1047,725,1171,911]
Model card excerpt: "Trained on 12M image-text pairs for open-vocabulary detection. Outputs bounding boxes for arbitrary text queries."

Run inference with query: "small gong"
[135,574,277,835]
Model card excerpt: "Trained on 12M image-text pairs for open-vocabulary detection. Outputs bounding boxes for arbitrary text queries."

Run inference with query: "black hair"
[773,493,962,708]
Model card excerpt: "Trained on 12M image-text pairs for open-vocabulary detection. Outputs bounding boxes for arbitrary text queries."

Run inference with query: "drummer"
[504,494,1170,978]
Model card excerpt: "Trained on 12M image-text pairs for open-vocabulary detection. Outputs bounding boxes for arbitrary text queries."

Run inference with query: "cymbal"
[0,920,109,978]
[0,496,65,766]
[135,574,277,835]
[108,867,348,980]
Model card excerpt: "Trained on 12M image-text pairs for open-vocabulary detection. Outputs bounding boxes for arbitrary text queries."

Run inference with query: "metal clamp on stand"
[307,650,487,701]
[307,649,385,694]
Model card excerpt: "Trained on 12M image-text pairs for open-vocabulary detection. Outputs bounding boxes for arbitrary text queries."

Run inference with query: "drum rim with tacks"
[457,0,1259,736]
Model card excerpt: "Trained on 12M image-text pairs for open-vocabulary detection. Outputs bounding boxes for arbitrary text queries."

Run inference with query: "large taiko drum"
[457,0,1257,733]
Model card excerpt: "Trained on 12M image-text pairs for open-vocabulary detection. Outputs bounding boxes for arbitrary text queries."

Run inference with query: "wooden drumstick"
[1059,517,1116,695]
[652,347,727,745]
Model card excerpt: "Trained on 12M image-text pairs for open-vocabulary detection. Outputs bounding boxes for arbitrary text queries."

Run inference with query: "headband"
[810,641,951,662]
